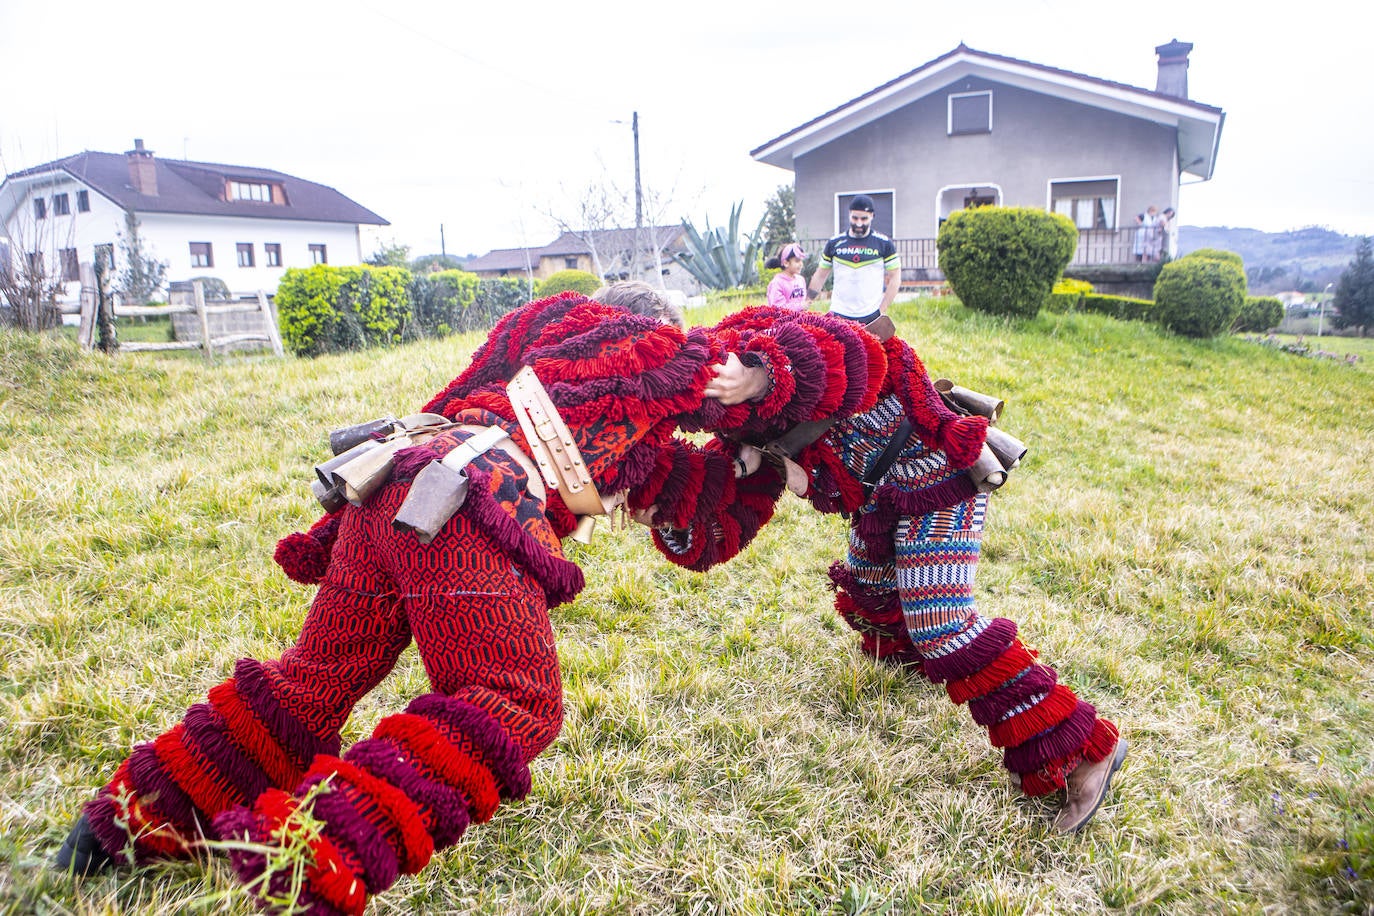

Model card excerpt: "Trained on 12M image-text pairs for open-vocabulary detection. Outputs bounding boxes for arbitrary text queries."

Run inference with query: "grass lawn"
[1,298,1371,914]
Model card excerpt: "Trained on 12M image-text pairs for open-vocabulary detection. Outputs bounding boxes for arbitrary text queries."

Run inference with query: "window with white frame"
[33,198,47,220]
[53,193,71,216]
[948,91,992,135]
[229,181,275,202]
[1050,179,1119,230]
[77,190,90,212]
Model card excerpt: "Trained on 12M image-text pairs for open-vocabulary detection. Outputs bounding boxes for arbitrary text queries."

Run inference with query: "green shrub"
[1080,294,1155,322]
[535,269,601,298]
[408,269,480,338]
[1181,247,1245,269]
[1153,257,1246,338]
[470,277,528,330]
[1233,295,1284,333]
[1046,277,1093,312]
[275,265,411,356]
[937,206,1078,318]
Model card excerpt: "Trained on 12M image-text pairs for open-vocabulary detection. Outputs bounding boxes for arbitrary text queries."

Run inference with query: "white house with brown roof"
[752,40,1224,270]
[0,139,387,303]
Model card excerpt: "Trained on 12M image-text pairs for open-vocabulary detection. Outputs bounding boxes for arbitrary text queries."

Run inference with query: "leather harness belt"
[762,314,897,462]
[445,424,546,503]
[506,366,605,518]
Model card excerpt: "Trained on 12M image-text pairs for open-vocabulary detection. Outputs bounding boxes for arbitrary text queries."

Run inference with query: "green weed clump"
[1,307,1371,914]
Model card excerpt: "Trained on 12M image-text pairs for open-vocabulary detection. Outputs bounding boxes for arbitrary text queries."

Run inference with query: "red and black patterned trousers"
[85,475,562,915]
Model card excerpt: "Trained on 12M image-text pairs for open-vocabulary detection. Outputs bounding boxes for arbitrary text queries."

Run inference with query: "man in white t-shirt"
[808,195,901,322]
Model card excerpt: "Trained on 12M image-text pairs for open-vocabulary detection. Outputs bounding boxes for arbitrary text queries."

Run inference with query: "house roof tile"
[5,150,388,225]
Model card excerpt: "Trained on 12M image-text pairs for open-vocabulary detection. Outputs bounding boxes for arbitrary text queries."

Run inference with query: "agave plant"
[673,202,766,290]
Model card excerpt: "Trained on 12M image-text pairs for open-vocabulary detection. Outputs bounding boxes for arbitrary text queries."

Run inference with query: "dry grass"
[1,298,1371,915]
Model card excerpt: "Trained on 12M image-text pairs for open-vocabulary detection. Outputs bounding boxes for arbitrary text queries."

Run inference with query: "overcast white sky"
[3,0,1369,259]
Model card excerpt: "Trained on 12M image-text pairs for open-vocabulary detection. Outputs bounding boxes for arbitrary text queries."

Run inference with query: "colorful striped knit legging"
[81,477,563,916]
[831,493,1118,797]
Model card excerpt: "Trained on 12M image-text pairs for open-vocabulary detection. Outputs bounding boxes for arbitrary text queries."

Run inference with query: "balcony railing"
[799,228,1150,283]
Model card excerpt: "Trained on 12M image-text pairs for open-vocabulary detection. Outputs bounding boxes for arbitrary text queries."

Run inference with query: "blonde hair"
[592,281,685,328]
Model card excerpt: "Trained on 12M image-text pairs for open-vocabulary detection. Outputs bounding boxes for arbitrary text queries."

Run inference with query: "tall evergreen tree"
[759,185,796,255]
[1332,236,1374,333]
[116,213,169,305]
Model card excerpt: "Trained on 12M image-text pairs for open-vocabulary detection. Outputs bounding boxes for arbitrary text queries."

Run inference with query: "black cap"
[849,194,875,212]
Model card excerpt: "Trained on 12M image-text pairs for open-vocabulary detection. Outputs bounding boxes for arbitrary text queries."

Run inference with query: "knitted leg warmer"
[84,658,341,866]
[828,562,924,671]
[893,501,1118,797]
[831,513,925,670]
[216,694,532,916]
[913,612,1118,794]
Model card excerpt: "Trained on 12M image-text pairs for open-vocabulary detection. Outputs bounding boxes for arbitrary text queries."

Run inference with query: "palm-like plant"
[674,202,765,290]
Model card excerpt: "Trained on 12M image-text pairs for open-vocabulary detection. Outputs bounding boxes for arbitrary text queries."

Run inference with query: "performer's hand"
[705,352,769,405]
[629,505,658,526]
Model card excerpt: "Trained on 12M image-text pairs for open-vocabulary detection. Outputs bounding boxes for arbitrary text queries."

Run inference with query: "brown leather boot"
[1053,736,1128,834]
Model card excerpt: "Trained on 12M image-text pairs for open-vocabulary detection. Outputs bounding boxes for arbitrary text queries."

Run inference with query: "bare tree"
[0,181,70,331]
[543,179,629,279]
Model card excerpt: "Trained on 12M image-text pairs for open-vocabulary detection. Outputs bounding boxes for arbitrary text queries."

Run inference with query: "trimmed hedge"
[1046,277,1092,312]
[1080,294,1155,322]
[473,277,528,326]
[1180,247,1244,268]
[937,206,1079,318]
[535,269,601,298]
[276,266,527,357]
[1153,256,1246,338]
[1233,295,1284,333]
[408,269,480,339]
[276,265,410,356]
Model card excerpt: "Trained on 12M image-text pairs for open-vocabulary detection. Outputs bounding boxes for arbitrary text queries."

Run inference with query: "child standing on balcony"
[764,242,809,310]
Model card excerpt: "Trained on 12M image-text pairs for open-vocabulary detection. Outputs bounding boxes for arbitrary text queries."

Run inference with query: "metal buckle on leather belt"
[507,367,604,516]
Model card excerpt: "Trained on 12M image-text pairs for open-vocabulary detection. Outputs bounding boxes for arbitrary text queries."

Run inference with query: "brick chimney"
[1154,39,1193,99]
[126,138,158,196]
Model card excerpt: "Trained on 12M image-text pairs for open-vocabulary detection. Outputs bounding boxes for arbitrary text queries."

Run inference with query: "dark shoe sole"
[53,813,115,876]
[1059,737,1128,834]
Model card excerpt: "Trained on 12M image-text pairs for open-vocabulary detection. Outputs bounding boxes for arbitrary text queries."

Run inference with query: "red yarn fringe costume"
[79,295,1115,914]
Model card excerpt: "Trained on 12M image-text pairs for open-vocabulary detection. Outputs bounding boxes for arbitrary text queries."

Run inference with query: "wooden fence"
[74,269,283,359]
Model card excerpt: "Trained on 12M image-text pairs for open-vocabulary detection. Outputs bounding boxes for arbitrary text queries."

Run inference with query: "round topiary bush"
[1233,295,1284,333]
[937,207,1079,318]
[1152,256,1246,338]
[535,269,601,299]
[1180,247,1244,269]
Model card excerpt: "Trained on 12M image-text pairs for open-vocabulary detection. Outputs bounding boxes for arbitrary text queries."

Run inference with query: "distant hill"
[1177,226,1364,294]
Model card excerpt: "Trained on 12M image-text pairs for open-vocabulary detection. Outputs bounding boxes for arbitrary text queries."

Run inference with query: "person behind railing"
[1135,205,1163,262]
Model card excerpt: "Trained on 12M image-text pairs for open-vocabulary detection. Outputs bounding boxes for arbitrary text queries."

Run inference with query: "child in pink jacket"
[765,242,808,310]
